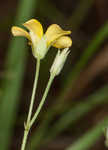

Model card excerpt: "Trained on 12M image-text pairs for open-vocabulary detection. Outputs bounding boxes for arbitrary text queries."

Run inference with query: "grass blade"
[0,0,38,150]
[66,117,108,150]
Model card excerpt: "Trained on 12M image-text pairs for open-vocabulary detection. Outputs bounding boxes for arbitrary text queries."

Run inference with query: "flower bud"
[50,48,70,76]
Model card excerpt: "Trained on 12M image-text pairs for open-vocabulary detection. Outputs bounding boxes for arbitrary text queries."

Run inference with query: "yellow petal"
[53,36,72,49]
[23,19,43,39]
[45,24,71,46]
[11,26,31,40]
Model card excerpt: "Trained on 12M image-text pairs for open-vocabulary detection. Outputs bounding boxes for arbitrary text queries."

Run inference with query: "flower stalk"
[21,59,40,150]
[21,73,55,150]
[30,74,55,127]
[27,59,40,124]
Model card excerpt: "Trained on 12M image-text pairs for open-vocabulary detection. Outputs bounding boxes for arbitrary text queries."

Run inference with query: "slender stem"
[20,130,28,150]
[30,74,55,128]
[27,59,40,124]
[20,58,40,150]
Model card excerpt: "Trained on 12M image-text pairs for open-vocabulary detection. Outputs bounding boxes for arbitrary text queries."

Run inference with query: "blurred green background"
[0,0,108,150]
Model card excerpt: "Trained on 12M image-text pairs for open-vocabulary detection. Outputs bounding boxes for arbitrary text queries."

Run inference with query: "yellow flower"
[11,19,72,59]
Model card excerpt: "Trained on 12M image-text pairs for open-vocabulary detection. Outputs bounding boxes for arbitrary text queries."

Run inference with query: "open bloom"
[50,48,70,76]
[11,19,72,59]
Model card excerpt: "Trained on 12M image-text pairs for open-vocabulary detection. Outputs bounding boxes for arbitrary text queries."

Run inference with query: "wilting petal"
[23,19,43,39]
[53,36,72,48]
[45,24,71,46]
[11,26,31,40]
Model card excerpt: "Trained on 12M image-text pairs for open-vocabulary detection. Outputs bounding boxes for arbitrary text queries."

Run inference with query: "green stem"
[21,58,40,150]
[21,130,29,150]
[27,59,40,124]
[30,74,55,128]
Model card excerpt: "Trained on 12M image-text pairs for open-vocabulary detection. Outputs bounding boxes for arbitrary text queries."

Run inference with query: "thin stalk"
[30,74,55,128]
[27,59,40,124]
[21,130,29,150]
[21,59,40,150]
